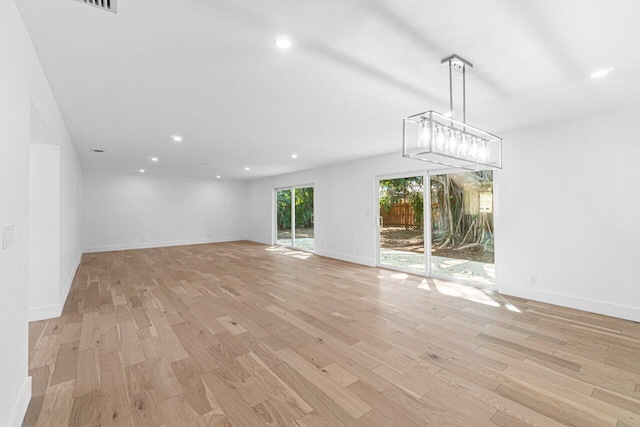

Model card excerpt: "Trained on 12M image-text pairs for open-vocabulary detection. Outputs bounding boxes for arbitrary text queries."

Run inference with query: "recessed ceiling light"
[216,175,221,179]
[591,67,614,79]
[244,167,250,171]
[171,135,183,142]
[274,35,292,49]
[150,157,158,162]
[291,154,298,159]
[139,169,145,173]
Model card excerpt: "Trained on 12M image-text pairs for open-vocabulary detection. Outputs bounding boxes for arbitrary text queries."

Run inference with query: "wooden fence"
[380,203,416,227]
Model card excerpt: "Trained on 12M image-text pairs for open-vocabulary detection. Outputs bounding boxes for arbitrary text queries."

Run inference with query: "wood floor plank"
[271,362,360,427]
[477,332,583,372]
[201,369,266,426]
[49,340,80,386]
[266,305,327,338]
[347,380,430,427]
[35,380,75,427]
[252,399,299,427]
[23,241,640,426]
[118,321,145,367]
[79,311,101,351]
[170,357,213,415]
[147,310,189,363]
[29,321,47,351]
[237,351,313,416]
[99,351,132,426]
[495,381,618,426]
[374,363,433,399]
[276,347,372,418]
[171,321,221,372]
[69,389,105,426]
[140,336,183,403]
[75,348,101,397]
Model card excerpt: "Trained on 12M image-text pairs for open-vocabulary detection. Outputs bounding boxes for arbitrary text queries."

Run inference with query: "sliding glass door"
[430,171,495,285]
[294,187,314,250]
[378,176,425,273]
[275,186,314,251]
[377,170,495,287]
[276,189,293,247]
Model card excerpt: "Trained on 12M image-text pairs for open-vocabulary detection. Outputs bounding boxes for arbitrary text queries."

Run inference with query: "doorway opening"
[377,170,495,287]
[378,176,425,273]
[275,186,314,251]
[430,170,495,286]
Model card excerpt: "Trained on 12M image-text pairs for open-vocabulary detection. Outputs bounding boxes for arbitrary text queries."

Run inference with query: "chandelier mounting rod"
[441,54,473,124]
[463,64,466,124]
[449,61,453,119]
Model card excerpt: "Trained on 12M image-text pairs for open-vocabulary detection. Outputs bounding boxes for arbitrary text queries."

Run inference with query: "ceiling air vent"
[74,0,117,14]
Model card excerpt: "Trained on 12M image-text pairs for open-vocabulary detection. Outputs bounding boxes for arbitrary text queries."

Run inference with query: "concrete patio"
[380,248,495,286]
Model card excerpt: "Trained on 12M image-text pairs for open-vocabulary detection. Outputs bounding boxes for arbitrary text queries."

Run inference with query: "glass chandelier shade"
[403,110,502,169]
[403,55,503,170]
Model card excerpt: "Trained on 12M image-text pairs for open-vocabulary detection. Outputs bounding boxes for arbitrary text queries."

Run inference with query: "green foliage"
[277,188,314,230]
[379,177,423,205]
[295,187,314,228]
[277,190,292,230]
[379,195,393,213]
[379,176,424,229]
[409,191,424,227]
[430,171,494,249]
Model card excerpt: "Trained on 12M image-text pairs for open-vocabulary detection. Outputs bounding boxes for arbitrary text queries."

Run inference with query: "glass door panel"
[430,170,495,285]
[276,189,293,246]
[378,176,425,272]
[294,187,314,251]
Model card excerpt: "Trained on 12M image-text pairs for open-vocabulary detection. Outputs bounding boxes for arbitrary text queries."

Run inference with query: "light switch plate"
[2,224,15,249]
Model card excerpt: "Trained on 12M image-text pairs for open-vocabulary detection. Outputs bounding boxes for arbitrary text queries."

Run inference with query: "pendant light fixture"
[402,55,502,170]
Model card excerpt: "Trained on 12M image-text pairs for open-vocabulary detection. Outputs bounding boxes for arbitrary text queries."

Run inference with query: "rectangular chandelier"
[402,55,502,170]
[403,110,502,169]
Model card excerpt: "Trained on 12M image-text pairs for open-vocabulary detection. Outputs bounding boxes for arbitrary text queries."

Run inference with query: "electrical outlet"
[2,224,15,249]
[529,274,538,284]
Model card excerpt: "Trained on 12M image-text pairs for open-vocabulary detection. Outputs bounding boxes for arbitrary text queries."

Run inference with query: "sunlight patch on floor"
[265,245,312,260]
[417,279,432,291]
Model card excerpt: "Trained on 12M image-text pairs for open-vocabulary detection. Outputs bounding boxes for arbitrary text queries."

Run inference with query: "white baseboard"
[314,249,376,267]
[29,304,62,322]
[246,240,375,267]
[499,284,640,322]
[29,252,82,322]
[83,236,246,253]
[247,236,273,245]
[8,376,31,427]
[60,252,82,308]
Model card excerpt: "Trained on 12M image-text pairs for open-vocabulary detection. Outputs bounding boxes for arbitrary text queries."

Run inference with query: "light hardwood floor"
[24,241,640,426]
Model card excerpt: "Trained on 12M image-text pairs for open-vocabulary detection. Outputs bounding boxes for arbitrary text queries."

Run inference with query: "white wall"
[28,144,61,317]
[27,99,82,322]
[0,0,83,425]
[59,121,83,311]
[496,107,640,322]
[26,111,82,323]
[0,1,31,422]
[248,108,640,322]
[82,170,248,252]
[248,154,446,265]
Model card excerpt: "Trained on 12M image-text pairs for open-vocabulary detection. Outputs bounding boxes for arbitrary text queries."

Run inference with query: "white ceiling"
[16,0,640,179]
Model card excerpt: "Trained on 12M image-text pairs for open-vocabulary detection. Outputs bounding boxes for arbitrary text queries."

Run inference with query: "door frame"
[375,169,497,290]
[273,184,315,252]
[374,172,431,276]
